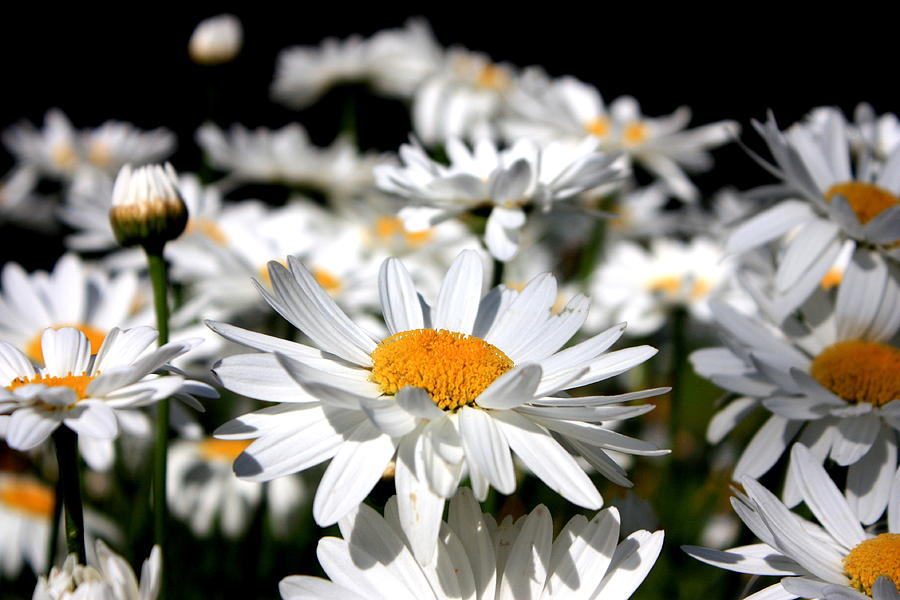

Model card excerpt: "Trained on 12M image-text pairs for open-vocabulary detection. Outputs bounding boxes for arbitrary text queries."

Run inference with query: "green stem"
[52,428,86,564]
[45,470,64,572]
[146,248,170,599]
[669,308,687,453]
[576,216,607,283]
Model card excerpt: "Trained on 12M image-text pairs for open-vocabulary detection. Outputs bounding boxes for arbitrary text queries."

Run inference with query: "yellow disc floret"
[844,533,900,596]
[25,324,107,363]
[198,438,252,461]
[825,181,900,227]
[370,329,514,411]
[6,372,95,402]
[811,340,900,407]
[0,478,54,518]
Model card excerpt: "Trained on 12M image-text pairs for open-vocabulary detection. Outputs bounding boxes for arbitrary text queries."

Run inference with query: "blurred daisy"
[33,539,160,600]
[691,249,900,524]
[685,444,900,600]
[168,437,305,539]
[852,103,900,159]
[502,74,737,201]
[280,488,664,599]
[0,472,52,577]
[0,166,57,232]
[272,18,441,108]
[376,137,622,261]
[211,250,665,563]
[591,237,750,336]
[0,326,199,455]
[412,47,517,144]
[189,14,243,65]
[727,109,900,320]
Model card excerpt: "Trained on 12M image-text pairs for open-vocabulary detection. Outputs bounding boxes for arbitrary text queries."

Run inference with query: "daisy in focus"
[0,326,199,454]
[726,108,900,320]
[691,250,900,524]
[685,444,900,599]
[375,137,623,261]
[210,250,667,563]
[280,488,664,600]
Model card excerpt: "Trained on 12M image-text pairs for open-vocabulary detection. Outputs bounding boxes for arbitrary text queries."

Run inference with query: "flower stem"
[45,477,63,572]
[576,215,607,283]
[52,428,86,564]
[146,248,170,598]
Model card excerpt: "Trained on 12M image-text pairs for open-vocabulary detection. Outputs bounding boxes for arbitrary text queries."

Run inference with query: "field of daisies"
[0,12,898,600]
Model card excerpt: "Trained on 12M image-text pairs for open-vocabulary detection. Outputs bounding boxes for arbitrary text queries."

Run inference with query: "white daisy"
[188,14,242,65]
[280,488,664,600]
[0,472,52,578]
[0,166,56,232]
[167,437,305,540]
[502,74,737,201]
[726,109,900,320]
[210,250,666,563]
[685,444,900,600]
[853,103,900,160]
[33,539,160,600]
[376,137,622,261]
[271,18,441,108]
[0,326,199,454]
[690,250,900,524]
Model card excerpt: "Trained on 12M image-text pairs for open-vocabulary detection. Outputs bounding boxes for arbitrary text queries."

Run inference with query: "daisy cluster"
[0,12,896,600]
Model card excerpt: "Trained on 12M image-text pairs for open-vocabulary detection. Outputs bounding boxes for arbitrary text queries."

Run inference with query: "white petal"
[846,427,896,525]
[395,431,445,565]
[7,407,63,450]
[475,364,541,410]
[683,543,800,576]
[458,407,515,494]
[279,576,368,600]
[41,327,91,376]
[433,250,483,334]
[63,400,119,440]
[733,415,801,481]
[379,258,424,335]
[496,505,552,600]
[725,200,814,255]
[831,413,880,466]
[592,529,664,599]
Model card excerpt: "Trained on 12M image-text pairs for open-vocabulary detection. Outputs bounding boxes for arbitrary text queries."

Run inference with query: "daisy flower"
[210,250,666,563]
[0,326,200,454]
[280,488,664,600]
[167,437,305,539]
[0,166,56,232]
[188,14,243,65]
[375,137,622,261]
[0,472,53,577]
[690,249,900,524]
[685,444,900,600]
[726,109,900,320]
[502,74,737,201]
[33,539,160,600]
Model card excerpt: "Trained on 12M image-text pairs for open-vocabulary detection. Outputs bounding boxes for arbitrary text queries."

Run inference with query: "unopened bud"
[109,163,187,250]
[189,15,243,65]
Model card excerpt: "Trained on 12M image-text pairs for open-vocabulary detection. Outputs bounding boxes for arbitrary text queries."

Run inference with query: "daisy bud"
[188,14,243,65]
[109,163,187,251]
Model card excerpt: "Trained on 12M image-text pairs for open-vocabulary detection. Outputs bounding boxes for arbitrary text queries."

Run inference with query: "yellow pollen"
[50,142,77,169]
[0,478,54,518]
[825,181,900,227]
[476,64,508,91]
[821,267,844,290]
[312,268,342,295]
[87,141,111,167]
[373,216,432,247]
[811,340,900,407]
[844,533,900,596]
[25,325,107,364]
[622,122,649,146]
[6,372,96,402]
[198,438,252,461]
[370,329,514,411]
[257,260,287,286]
[185,218,228,246]
[690,279,712,300]
[586,117,610,138]
[647,275,682,297]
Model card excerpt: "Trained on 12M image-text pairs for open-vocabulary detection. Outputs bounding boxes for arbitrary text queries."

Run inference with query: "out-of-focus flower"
[377,137,622,261]
[33,540,160,600]
[0,327,200,455]
[211,250,665,563]
[280,488,664,600]
[3,109,174,180]
[727,109,900,320]
[168,437,305,539]
[0,473,52,577]
[109,163,187,250]
[852,103,900,159]
[188,14,243,65]
[591,237,750,336]
[685,444,900,600]
[271,18,441,108]
[691,250,900,523]
[0,167,57,232]
[503,74,737,201]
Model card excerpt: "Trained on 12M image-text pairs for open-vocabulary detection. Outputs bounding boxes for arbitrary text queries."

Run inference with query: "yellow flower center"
[647,275,682,297]
[810,340,900,407]
[586,117,610,139]
[185,218,228,246]
[25,325,107,364]
[198,438,252,461]
[373,216,432,247]
[50,142,77,170]
[690,279,712,300]
[844,533,900,596]
[257,261,340,295]
[820,267,844,290]
[0,478,54,518]
[370,329,514,411]
[622,122,649,146]
[88,141,111,167]
[475,64,509,91]
[825,181,900,227]
[6,372,96,402]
